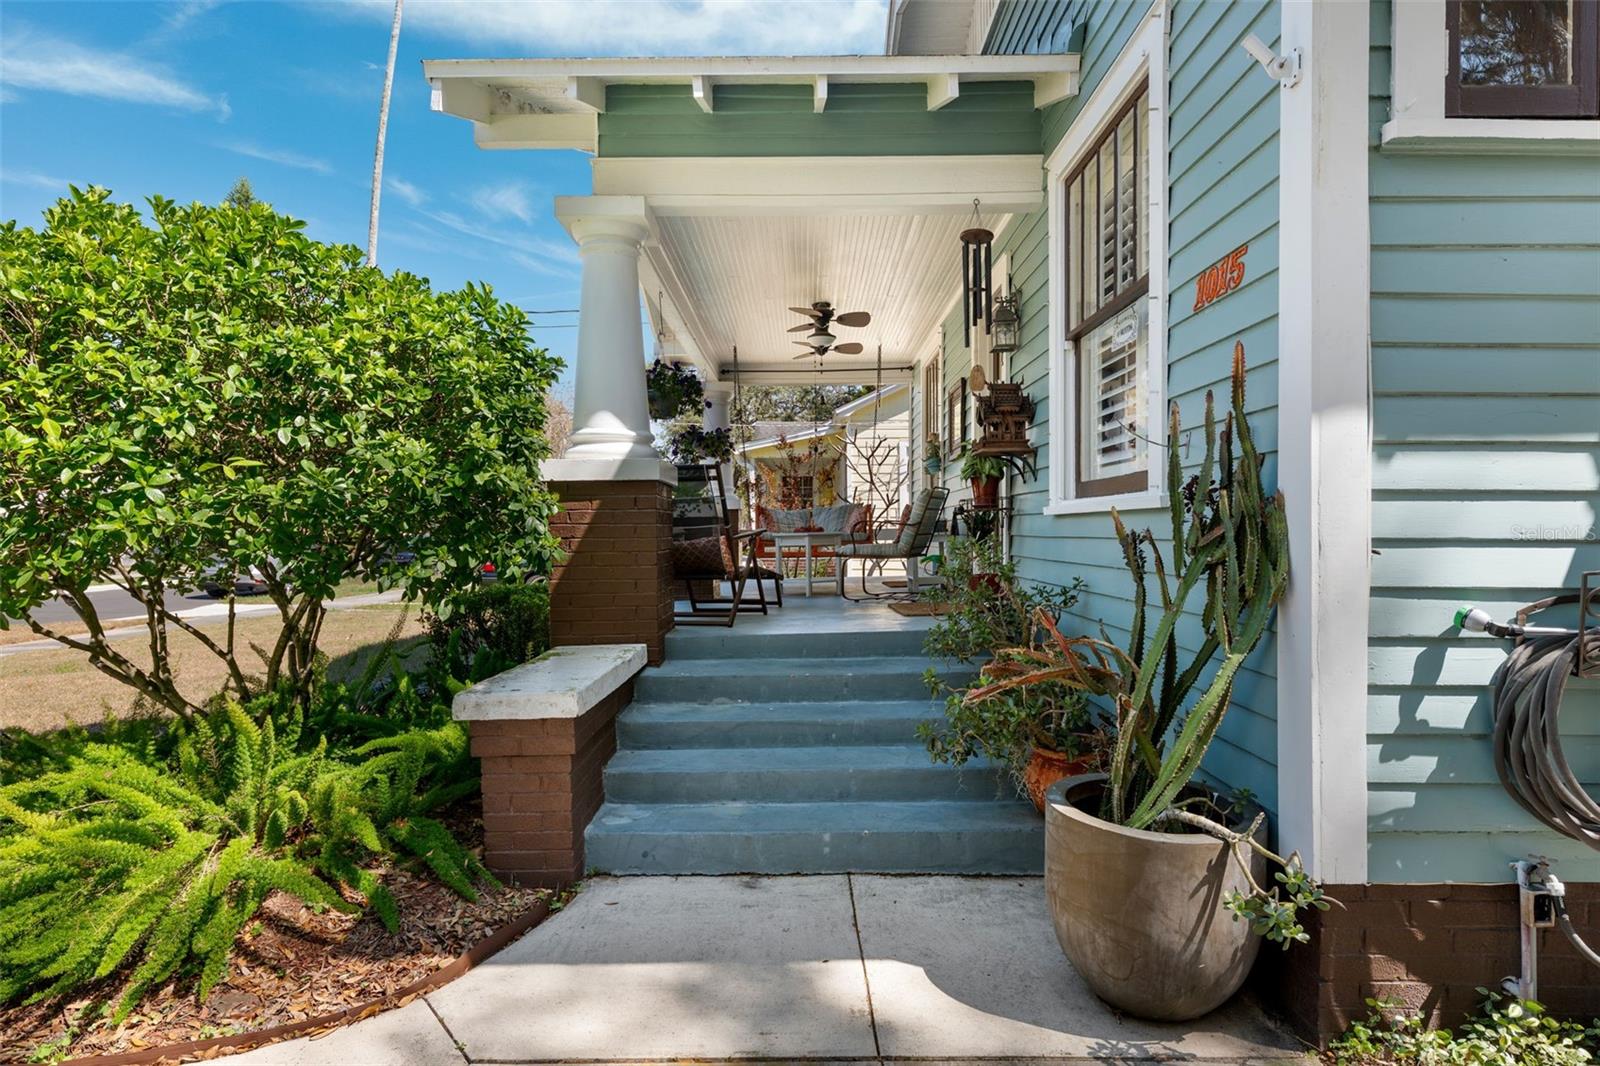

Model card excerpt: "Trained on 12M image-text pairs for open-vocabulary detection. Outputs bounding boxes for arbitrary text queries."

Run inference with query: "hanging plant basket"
[647,360,707,421]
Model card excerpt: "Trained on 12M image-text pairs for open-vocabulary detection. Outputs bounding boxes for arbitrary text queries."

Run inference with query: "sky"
[0,0,888,394]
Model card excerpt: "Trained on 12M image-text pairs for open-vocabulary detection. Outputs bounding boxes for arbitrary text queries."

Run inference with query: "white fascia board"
[592,154,1045,216]
[422,52,1079,86]
[1275,0,1371,884]
[473,113,598,152]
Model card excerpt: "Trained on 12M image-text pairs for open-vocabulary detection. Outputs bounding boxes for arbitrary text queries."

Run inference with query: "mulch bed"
[1,814,554,1065]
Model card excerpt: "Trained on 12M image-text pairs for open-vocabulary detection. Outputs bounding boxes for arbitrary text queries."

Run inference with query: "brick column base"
[471,679,634,888]
[1262,881,1600,1046]
[547,478,675,665]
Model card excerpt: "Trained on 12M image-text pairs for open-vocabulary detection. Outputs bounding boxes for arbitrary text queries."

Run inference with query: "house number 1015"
[1192,244,1248,311]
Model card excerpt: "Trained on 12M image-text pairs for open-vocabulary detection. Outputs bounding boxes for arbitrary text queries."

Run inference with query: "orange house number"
[1192,244,1248,311]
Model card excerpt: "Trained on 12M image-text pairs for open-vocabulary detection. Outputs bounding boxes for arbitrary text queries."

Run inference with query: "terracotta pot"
[969,475,1001,509]
[1044,774,1266,1021]
[1022,747,1095,813]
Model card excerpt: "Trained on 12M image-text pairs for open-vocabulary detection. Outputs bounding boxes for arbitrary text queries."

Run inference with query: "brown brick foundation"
[1264,881,1600,1046]
[547,478,674,665]
[470,679,634,888]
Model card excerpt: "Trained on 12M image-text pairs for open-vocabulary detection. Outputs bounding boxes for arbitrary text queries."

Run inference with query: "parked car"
[201,565,271,598]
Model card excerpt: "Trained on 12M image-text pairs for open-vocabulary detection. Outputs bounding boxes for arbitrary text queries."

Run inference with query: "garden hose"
[1476,622,1600,852]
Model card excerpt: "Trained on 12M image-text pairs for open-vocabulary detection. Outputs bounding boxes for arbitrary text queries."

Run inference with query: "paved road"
[21,584,230,627]
[0,590,405,656]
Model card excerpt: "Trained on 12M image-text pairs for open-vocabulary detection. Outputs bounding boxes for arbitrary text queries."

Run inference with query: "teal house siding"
[1365,1,1600,882]
[596,82,1041,157]
[971,0,1284,811]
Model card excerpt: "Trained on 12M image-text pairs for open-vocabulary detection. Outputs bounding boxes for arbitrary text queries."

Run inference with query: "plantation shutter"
[1064,86,1151,497]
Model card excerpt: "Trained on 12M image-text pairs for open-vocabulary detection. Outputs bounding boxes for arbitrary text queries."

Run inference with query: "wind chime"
[959,198,994,349]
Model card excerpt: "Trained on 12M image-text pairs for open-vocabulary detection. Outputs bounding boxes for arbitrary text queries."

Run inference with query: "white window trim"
[1384,0,1600,146]
[1043,2,1169,518]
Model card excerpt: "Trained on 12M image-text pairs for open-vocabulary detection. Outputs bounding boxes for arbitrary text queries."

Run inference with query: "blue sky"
[0,0,887,393]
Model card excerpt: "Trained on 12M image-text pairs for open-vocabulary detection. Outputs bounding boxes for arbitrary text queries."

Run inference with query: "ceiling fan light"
[811,328,836,346]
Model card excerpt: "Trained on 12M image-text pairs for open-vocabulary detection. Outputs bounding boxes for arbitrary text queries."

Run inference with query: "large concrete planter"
[1044,774,1265,1021]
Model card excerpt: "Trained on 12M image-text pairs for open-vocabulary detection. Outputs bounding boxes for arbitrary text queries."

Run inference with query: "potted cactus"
[969,343,1328,1021]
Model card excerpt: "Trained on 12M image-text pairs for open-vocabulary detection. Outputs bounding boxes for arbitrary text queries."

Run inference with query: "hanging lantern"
[959,198,994,349]
[990,291,1021,357]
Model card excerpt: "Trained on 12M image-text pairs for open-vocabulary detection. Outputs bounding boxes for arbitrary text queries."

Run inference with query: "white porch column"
[553,196,661,471]
[1275,0,1371,884]
[702,381,736,499]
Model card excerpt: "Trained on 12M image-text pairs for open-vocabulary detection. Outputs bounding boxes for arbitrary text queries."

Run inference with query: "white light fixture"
[1242,34,1301,88]
[811,328,836,347]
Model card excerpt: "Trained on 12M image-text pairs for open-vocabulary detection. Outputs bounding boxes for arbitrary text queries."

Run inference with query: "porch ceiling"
[643,209,1009,386]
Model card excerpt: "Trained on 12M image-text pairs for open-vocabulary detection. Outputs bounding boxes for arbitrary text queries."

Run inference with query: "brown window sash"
[1070,278,1150,500]
[1446,0,1600,118]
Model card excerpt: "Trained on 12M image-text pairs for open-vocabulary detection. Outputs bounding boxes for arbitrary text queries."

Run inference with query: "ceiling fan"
[788,301,871,359]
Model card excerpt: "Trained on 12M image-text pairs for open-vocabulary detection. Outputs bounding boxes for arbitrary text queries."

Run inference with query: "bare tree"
[843,428,907,534]
[366,0,404,266]
[545,393,574,458]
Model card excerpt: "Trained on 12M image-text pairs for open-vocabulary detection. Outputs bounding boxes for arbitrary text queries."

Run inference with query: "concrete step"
[664,625,929,661]
[632,656,968,704]
[584,799,1044,875]
[603,745,1008,804]
[615,700,938,749]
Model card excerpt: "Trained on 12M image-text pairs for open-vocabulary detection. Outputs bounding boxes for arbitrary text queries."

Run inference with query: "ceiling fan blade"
[834,311,871,328]
[788,322,819,333]
[792,350,823,360]
[793,340,821,348]
[788,306,824,318]
[831,342,864,355]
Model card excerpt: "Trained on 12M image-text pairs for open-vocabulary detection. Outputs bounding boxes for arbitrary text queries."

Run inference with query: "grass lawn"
[0,602,427,734]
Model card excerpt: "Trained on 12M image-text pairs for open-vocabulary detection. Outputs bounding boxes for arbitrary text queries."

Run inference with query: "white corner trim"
[1276,0,1371,884]
[1386,0,1600,146]
[1045,4,1168,516]
[451,644,647,721]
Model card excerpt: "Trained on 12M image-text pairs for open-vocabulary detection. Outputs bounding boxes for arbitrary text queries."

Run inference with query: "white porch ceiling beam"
[593,154,1045,216]
[714,365,915,386]
[566,76,606,112]
[473,113,599,150]
[926,73,960,110]
[1033,69,1078,108]
[692,75,715,113]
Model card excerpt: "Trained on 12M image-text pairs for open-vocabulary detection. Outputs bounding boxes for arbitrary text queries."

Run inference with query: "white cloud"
[326,0,888,58]
[0,168,74,190]
[0,24,226,115]
[470,180,534,223]
[220,141,334,174]
[386,174,427,207]
[159,0,223,36]
[415,208,579,278]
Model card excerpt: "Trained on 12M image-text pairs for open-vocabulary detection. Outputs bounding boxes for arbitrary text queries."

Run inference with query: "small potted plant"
[924,435,943,475]
[918,538,1092,809]
[958,446,1006,509]
[971,345,1328,1022]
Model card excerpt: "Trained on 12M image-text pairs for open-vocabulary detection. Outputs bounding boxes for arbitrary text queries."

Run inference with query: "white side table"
[766,531,843,597]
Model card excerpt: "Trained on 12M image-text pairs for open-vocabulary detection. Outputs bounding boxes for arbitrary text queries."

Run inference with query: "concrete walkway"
[225,875,1306,1065]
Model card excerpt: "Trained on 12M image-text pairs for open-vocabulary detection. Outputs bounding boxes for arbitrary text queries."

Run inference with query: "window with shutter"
[1064,86,1151,498]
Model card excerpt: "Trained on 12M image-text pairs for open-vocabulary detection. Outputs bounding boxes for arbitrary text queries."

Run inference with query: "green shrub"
[0,187,562,716]
[424,580,550,676]
[1330,993,1599,1065]
[0,698,490,1019]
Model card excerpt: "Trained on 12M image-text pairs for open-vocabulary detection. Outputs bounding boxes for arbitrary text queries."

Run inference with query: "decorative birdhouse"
[974,381,1036,457]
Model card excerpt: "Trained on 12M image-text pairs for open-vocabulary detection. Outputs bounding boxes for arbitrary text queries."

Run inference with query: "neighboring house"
[737,384,911,525]
[427,0,1598,1040]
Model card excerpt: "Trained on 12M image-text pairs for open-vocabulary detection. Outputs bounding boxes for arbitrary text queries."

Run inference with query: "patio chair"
[672,464,783,626]
[835,486,949,602]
